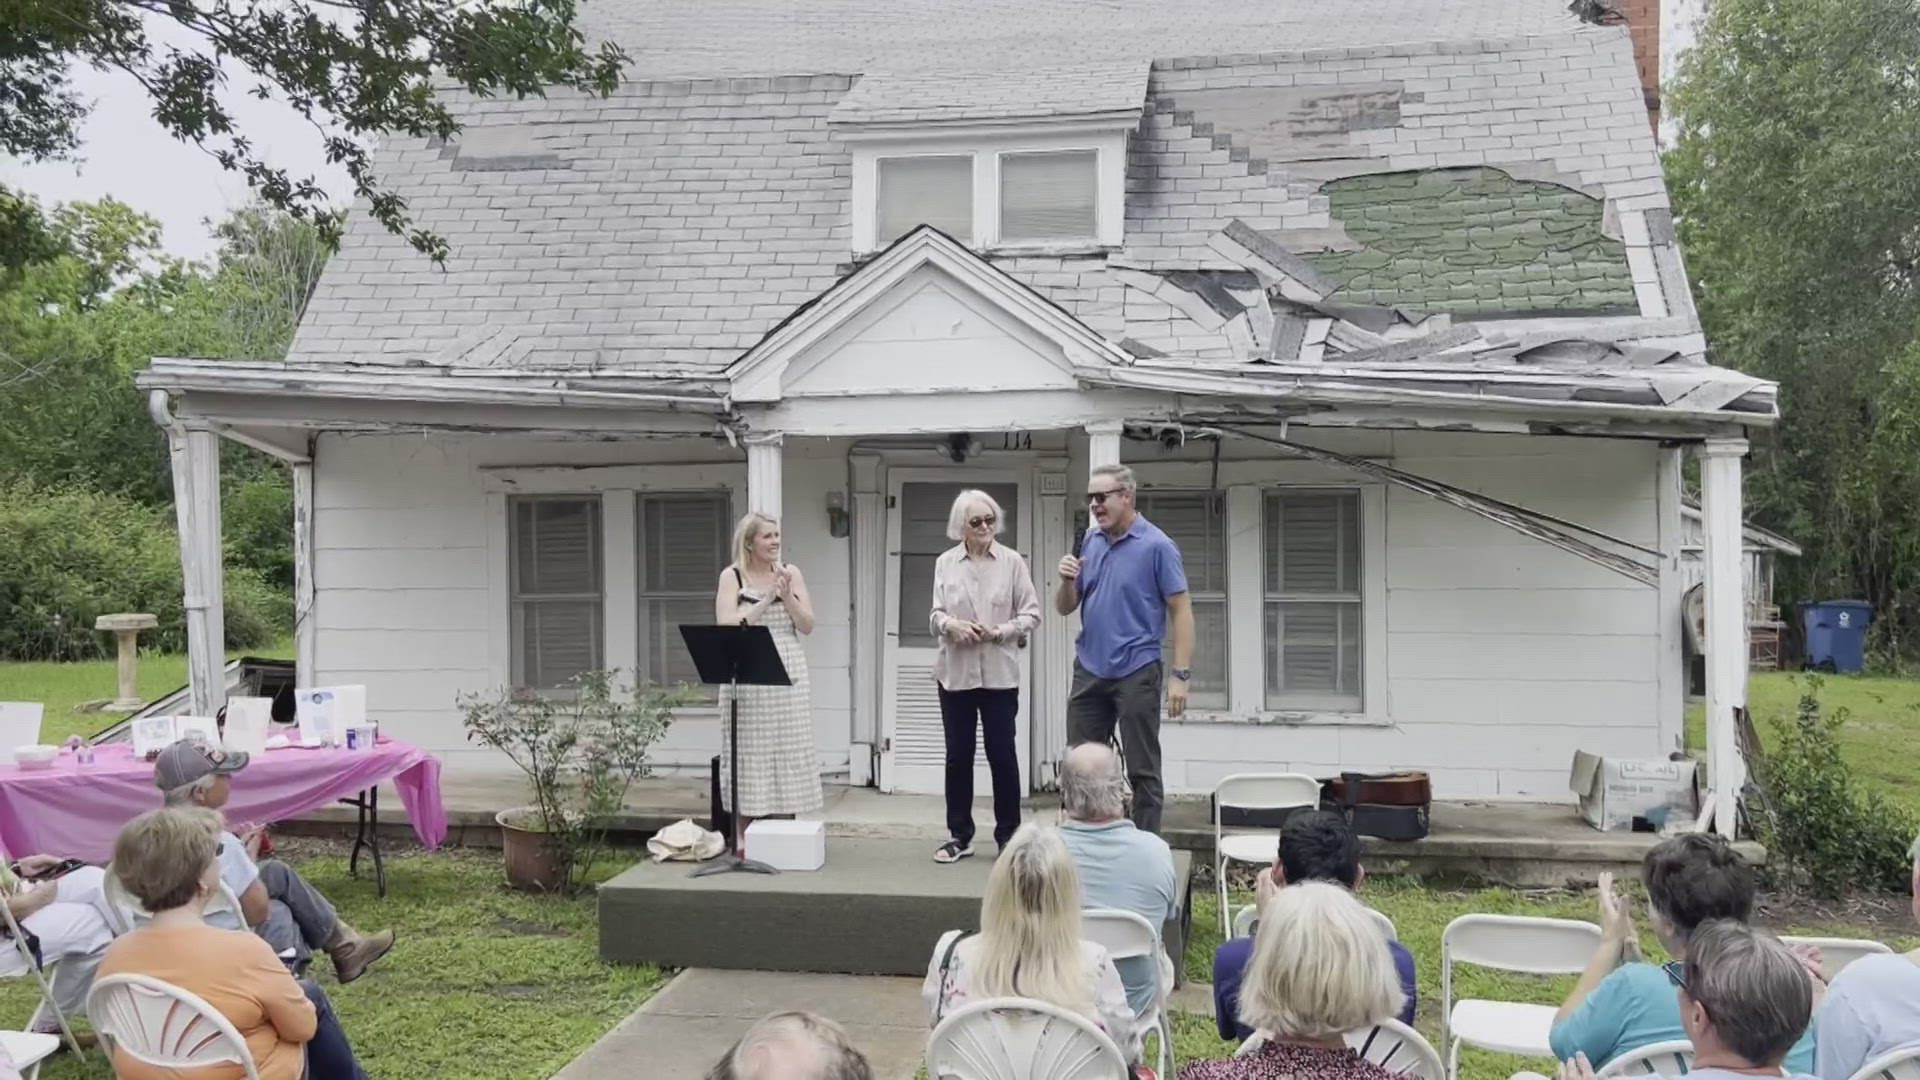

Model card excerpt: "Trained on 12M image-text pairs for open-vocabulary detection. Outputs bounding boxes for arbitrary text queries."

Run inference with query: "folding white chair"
[1082,908,1173,1080]
[0,1030,59,1079]
[1441,914,1603,1078]
[1212,773,1320,936]
[89,973,262,1080]
[1780,935,1894,982]
[1596,1040,1694,1078]
[1848,1046,1920,1080]
[1237,1017,1444,1080]
[101,869,246,937]
[0,863,85,1060]
[1232,900,1396,942]
[926,996,1130,1080]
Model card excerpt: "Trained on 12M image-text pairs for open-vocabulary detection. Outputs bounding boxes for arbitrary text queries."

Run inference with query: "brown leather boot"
[325,922,396,984]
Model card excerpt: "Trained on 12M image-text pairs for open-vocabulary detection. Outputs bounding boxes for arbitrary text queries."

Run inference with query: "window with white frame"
[509,495,603,690]
[876,155,974,246]
[636,492,733,688]
[999,150,1098,243]
[1137,490,1227,710]
[1263,490,1364,712]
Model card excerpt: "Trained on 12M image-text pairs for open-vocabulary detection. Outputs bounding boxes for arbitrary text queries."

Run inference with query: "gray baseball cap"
[152,739,249,791]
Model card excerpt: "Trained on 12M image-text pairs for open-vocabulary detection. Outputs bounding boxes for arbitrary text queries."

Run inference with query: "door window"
[896,481,1019,647]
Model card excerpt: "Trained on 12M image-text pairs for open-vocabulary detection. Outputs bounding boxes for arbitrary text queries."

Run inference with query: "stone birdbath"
[95,613,160,713]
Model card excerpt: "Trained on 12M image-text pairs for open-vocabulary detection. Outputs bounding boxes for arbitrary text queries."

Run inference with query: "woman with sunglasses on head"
[928,489,1041,864]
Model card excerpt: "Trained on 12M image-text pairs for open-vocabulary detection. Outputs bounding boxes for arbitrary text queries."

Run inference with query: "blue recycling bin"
[1801,600,1873,673]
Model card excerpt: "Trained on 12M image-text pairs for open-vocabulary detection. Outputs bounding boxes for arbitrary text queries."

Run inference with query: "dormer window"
[999,150,1098,243]
[876,155,974,246]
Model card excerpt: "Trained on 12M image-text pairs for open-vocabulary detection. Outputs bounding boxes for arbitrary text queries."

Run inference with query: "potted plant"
[459,670,691,893]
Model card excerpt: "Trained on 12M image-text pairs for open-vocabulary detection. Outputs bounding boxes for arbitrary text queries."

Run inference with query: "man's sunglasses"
[1086,489,1126,505]
[967,515,997,528]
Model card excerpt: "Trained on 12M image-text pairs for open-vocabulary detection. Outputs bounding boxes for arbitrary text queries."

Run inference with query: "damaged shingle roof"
[830,62,1150,126]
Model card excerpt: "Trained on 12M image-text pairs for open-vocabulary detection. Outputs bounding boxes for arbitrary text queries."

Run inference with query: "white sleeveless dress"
[718,571,822,817]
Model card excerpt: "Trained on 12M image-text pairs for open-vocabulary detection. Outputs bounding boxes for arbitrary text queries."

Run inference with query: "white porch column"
[848,453,884,785]
[168,425,227,717]
[292,458,317,686]
[1085,420,1123,535]
[745,432,784,521]
[1699,437,1750,836]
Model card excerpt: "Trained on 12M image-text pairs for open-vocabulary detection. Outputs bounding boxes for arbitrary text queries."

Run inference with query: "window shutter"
[1000,151,1097,242]
[510,497,603,689]
[877,156,973,244]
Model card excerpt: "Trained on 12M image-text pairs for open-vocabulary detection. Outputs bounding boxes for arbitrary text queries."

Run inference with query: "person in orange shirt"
[96,808,369,1080]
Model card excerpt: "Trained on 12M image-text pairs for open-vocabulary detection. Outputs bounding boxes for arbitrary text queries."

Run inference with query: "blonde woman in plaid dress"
[714,513,822,835]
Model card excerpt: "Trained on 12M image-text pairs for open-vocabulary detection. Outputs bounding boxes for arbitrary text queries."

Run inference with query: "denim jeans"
[298,979,367,1080]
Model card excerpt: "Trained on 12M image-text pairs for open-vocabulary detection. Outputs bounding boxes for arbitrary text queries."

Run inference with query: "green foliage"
[1751,677,1920,896]
[0,483,290,661]
[1666,0,1920,656]
[1,0,626,260]
[460,672,693,893]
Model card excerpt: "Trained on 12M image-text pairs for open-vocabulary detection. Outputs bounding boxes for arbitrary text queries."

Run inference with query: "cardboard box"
[1569,750,1700,832]
[745,819,825,871]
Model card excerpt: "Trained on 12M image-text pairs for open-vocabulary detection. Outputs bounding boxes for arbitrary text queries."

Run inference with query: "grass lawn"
[0,637,292,746]
[1686,670,1920,814]
[0,844,667,1080]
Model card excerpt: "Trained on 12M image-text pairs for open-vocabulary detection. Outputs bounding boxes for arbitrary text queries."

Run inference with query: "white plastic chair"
[88,972,262,1079]
[1232,901,1396,943]
[1441,914,1603,1076]
[0,1030,59,1079]
[101,868,245,937]
[926,996,1130,1080]
[1238,1018,1444,1080]
[1082,908,1172,1080]
[1596,1039,1694,1078]
[1212,773,1320,936]
[1848,1046,1920,1080]
[0,865,86,1060]
[1780,935,1895,982]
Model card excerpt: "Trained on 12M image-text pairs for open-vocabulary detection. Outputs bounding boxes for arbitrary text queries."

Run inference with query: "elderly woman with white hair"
[1179,881,1407,1080]
[923,825,1135,1055]
[1813,832,1920,1080]
[927,488,1041,864]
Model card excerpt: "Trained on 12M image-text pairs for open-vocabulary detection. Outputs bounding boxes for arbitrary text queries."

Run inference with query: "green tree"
[1,0,625,260]
[1666,0,1920,655]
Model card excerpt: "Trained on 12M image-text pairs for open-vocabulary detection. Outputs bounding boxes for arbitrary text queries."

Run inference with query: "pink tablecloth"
[0,738,447,863]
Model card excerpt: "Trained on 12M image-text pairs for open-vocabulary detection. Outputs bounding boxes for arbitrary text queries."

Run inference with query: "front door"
[880,470,1032,794]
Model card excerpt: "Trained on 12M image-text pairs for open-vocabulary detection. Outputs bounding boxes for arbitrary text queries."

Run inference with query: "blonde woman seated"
[922,824,1136,1058]
[1179,881,1407,1080]
[96,808,368,1080]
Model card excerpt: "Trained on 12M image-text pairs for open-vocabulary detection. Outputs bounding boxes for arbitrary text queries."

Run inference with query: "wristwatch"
[1170,667,1192,681]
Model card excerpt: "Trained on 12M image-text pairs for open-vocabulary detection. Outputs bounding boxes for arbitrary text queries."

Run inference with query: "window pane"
[1265,601,1362,711]
[1265,491,1360,596]
[1139,492,1223,592]
[1187,598,1228,710]
[510,496,603,689]
[637,492,732,688]
[641,596,716,688]
[896,481,1019,647]
[1000,151,1097,242]
[877,156,973,244]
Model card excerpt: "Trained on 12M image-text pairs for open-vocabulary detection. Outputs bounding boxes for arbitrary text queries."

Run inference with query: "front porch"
[279,773,1762,887]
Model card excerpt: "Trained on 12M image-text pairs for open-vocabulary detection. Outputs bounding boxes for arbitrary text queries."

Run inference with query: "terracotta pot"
[496,807,568,893]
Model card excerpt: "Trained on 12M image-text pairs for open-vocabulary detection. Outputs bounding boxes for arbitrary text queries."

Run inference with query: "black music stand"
[680,624,791,877]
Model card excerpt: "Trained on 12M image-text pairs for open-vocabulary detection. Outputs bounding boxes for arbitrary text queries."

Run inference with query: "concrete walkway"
[551,969,931,1079]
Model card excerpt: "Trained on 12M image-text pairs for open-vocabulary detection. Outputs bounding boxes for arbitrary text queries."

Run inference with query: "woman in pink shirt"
[928,489,1042,864]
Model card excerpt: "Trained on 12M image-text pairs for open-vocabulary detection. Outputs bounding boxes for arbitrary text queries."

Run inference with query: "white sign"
[224,697,274,755]
[295,685,365,747]
[131,716,179,757]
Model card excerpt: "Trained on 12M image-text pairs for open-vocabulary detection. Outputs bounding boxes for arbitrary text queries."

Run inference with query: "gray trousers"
[256,859,339,965]
[1066,660,1165,834]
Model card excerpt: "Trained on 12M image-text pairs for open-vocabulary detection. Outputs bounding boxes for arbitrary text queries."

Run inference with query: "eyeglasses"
[967,515,997,529]
[1086,489,1126,505]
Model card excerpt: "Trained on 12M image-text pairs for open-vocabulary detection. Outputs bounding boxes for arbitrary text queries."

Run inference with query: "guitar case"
[1321,770,1432,842]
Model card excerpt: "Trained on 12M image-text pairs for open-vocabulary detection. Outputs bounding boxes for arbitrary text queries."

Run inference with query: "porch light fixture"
[826,490,850,538]
[945,432,980,463]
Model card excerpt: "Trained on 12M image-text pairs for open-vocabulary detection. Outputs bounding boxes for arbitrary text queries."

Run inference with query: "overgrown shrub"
[1751,676,1919,895]
[0,482,290,661]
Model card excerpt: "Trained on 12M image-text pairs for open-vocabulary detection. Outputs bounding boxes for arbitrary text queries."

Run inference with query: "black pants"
[1066,660,1164,834]
[939,687,1023,848]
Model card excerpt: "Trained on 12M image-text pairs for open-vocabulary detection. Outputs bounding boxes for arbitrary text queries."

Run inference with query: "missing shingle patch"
[444,124,566,172]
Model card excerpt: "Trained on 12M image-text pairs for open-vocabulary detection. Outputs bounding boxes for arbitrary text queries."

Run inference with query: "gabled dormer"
[830,62,1148,256]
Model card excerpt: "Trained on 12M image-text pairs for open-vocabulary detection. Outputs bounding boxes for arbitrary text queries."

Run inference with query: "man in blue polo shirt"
[1054,462,1193,835]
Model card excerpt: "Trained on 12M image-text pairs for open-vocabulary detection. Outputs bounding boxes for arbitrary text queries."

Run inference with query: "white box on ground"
[1568,750,1700,832]
[745,820,825,871]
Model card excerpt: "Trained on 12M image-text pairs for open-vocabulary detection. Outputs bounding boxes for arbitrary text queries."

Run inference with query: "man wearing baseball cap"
[153,739,395,982]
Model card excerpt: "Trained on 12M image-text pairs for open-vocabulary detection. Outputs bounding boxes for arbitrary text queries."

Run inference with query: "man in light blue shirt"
[1054,463,1194,835]
[1056,742,1179,1019]
[1814,834,1920,1080]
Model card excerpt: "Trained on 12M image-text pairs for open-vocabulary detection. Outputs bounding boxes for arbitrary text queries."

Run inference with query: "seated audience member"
[1561,920,1817,1080]
[922,824,1135,1059]
[1551,833,1816,1074]
[0,855,117,1045]
[705,1012,873,1080]
[1058,742,1180,1019]
[97,807,369,1080]
[1179,882,1407,1080]
[1815,831,1920,1080]
[1212,810,1416,1041]
[154,739,394,980]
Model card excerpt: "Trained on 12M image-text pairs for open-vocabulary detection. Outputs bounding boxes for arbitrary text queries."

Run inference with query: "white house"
[139,0,1774,832]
